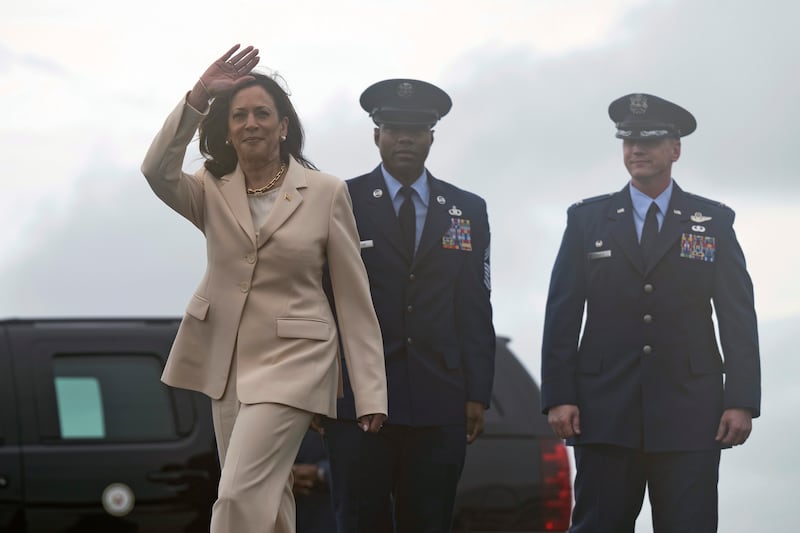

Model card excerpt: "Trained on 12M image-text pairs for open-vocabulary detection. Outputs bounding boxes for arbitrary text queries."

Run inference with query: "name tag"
[588,250,612,260]
[360,240,374,249]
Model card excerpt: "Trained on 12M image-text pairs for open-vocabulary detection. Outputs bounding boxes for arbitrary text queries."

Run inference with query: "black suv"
[0,318,570,532]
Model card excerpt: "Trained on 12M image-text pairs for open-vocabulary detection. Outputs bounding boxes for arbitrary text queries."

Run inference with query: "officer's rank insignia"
[442,218,472,251]
[680,233,715,262]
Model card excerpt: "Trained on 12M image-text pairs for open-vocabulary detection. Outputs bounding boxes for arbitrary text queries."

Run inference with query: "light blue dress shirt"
[630,179,673,242]
[381,165,429,252]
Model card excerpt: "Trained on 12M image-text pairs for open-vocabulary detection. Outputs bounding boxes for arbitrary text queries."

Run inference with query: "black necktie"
[399,186,416,258]
[640,201,659,269]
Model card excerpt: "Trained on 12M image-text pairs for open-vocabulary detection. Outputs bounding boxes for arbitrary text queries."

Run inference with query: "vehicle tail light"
[540,437,572,530]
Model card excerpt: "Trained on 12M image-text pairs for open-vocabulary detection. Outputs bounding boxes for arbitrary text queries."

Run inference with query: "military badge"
[680,233,715,262]
[448,205,462,216]
[436,195,446,205]
[690,212,712,223]
[442,218,472,251]
[396,82,414,98]
[629,94,648,115]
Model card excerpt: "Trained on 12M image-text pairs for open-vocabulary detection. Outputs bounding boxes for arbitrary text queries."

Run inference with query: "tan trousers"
[210,357,313,533]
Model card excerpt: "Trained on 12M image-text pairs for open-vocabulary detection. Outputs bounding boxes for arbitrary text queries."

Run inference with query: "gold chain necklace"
[246,162,287,195]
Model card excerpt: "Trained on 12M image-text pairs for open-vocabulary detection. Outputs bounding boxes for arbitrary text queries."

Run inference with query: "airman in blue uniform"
[541,93,761,532]
[324,79,495,533]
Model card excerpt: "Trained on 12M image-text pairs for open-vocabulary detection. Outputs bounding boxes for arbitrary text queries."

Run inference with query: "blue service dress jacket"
[541,182,761,452]
[335,166,495,427]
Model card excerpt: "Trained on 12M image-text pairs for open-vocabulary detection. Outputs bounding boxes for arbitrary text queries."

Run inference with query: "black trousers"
[570,444,721,533]
[324,419,466,533]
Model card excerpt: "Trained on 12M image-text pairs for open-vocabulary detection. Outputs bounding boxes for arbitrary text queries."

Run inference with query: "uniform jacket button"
[643,283,654,293]
[642,345,653,355]
[643,314,653,324]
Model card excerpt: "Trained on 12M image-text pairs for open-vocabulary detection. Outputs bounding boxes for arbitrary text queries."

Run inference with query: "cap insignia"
[396,82,414,99]
[629,94,648,115]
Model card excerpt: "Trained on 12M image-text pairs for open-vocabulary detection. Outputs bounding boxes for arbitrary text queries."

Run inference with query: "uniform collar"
[380,164,430,207]
[630,178,673,220]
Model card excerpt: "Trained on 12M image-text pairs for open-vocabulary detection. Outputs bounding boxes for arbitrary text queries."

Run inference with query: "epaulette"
[685,192,732,211]
[570,193,613,209]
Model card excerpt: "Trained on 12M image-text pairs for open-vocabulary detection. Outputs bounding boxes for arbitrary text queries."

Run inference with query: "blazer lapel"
[362,168,409,260]
[608,185,645,274]
[219,166,256,244]
[257,157,305,248]
[413,177,451,266]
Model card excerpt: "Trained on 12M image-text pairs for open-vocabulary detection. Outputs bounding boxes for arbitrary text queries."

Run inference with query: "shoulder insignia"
[685,192,731,211]
[571,193,613,209]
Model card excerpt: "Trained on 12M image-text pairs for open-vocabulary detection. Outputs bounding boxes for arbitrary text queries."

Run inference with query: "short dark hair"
[199,72,316,178]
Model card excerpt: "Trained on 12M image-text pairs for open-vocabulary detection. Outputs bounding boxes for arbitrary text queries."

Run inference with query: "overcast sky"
[2,1,797,530]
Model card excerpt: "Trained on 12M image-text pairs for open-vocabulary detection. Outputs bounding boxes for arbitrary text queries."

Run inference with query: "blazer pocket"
[576,353,603,374]
[689,352,723,374]
[185,294,209,320]
[276,318,330,341]
[441,348,461,370]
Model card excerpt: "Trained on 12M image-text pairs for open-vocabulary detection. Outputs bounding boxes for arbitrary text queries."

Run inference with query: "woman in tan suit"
[141,44,387,533]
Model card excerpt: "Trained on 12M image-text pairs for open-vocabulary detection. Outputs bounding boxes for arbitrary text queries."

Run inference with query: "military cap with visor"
[609,93,697,139]
[360,78,452,128]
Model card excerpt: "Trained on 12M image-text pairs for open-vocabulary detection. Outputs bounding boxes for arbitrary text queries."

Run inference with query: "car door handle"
[147,469,210,483]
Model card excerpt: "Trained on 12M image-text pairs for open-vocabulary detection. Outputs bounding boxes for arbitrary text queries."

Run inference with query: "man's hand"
[466,401,486,444]
[292,463,322,496]
[715,408,752,446]
[547,404,581,439]
[309,414,325,435]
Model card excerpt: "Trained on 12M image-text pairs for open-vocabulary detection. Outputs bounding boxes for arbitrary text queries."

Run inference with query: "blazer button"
[406,305,414,313]
[245,254,256,264]
[407,337,414,345]
[642,345,653,355]
[239,282,249,293]
[643,283,654,294]
[643,314,653,324]
[408,273,416,281]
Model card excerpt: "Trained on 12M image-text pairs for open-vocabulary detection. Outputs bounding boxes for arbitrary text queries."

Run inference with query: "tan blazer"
[141,98,387,419]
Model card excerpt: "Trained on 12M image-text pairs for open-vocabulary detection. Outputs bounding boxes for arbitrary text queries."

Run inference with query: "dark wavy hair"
[198,72,316,178]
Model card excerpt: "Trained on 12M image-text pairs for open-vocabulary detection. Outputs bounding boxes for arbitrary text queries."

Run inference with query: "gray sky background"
[2,1,797,530]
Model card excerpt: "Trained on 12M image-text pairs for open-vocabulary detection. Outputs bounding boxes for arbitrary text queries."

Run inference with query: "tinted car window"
[52,355,177,441]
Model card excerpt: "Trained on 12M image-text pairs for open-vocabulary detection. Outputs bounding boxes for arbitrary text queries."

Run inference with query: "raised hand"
[199,44,260,96]
[188,44,260,110]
